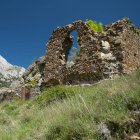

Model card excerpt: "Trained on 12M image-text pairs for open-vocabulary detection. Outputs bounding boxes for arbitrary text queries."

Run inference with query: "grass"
[0,69,140,139]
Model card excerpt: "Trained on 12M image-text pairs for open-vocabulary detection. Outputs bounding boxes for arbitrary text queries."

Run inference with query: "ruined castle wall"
[44,21,103,85]
[43,18,140,86]
[104,19,140,74]
[120,22,140,73]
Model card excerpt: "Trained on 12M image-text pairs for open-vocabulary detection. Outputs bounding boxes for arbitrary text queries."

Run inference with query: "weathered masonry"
[43,18,140,86]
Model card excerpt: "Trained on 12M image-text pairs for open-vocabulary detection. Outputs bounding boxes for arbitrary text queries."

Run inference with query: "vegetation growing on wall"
[86,19,103,32]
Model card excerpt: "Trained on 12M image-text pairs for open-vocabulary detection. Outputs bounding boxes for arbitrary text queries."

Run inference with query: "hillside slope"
[0,69,140,140]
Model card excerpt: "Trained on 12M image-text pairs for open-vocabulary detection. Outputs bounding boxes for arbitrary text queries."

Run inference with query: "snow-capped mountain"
[0,55,25,88]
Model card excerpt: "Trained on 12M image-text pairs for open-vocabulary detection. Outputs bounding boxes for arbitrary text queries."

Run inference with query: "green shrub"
[86,19,103,32]
[32,86,77,108]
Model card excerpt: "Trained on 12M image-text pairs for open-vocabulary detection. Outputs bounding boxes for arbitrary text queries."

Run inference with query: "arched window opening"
[66,30,80,67]
[61,36,73,62]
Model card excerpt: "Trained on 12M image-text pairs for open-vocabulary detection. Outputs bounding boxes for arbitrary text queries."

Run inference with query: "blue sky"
[0,0,140,68]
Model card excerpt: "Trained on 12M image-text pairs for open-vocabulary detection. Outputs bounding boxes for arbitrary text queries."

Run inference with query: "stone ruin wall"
[44,18,140,86]
[104,19,140,74]
[44,21,103,86]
